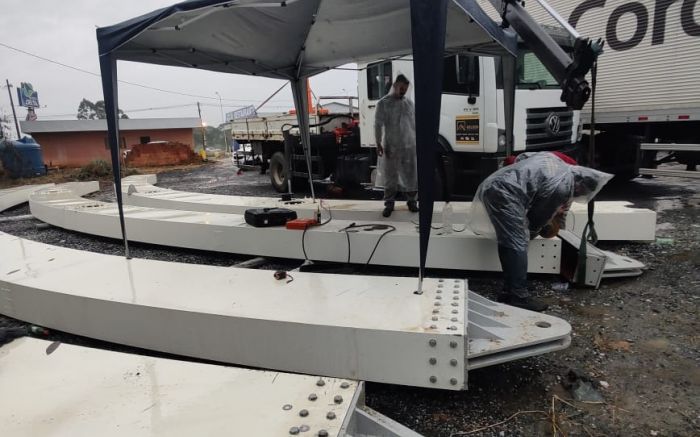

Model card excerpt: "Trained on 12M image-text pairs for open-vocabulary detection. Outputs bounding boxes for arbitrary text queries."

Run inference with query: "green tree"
[0,112,12,140]
[193,125,227,150]
[77,99,129,119]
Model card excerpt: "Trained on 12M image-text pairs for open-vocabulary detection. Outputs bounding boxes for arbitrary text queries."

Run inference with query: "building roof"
[21,118,201,133]
[320,101,359,114]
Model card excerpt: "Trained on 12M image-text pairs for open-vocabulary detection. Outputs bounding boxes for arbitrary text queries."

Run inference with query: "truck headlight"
[498,134,506,148]
[577,122,583,142]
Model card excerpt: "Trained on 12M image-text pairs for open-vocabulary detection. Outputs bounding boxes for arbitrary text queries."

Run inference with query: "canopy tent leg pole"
[98,53,130,259]
[502,54,517,157]
[410,0,448,293]
[290,79,316,202]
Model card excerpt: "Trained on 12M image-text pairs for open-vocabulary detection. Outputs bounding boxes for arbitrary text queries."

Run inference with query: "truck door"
[439,55,483,153]
[359,60,393,148]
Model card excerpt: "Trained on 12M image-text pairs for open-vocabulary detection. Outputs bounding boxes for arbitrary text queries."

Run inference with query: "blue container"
[0,136,47,178]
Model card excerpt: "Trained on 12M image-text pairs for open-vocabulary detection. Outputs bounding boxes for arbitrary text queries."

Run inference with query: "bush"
[75,160,139,180]
[76,160,112,180]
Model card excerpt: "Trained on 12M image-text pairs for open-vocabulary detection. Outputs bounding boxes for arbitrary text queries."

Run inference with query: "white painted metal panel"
[0,338,361,437]
[526,0,700,120]
[559,230,608,288]
[601,250,645,278]
[0,232,571,390]
[30,185,562,274]
[122,175,657,241]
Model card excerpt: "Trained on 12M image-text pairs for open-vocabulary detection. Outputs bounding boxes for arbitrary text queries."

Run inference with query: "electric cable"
[364,225,396,267]
[301,200,333,260]
[301,225,310,260]
[339,223,396,267]
[0,41,292,104]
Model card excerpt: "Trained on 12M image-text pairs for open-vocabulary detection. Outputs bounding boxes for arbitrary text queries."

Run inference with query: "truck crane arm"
[491,0,604,110]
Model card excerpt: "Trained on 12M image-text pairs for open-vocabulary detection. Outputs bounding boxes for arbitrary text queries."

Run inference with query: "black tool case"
[244,208,297,227]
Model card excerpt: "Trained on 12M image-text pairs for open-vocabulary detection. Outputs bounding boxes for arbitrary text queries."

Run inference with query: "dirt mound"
[125,142,200,167]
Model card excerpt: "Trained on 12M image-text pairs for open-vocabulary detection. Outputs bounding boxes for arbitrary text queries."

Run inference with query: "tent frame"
[97,0,599,286]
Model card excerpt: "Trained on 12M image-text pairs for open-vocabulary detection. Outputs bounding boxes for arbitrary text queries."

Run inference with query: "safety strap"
[576,199,598,283]
[576,61,598,284]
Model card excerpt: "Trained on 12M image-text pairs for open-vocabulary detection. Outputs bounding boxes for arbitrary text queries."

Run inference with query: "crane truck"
[227,2,604,197]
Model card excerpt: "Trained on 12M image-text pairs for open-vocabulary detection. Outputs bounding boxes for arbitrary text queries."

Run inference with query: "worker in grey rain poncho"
[467,152,613,312]
[374,74,418,217]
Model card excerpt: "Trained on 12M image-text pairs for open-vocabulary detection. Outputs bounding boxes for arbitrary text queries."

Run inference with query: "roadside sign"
[226,105,257,121]
[16,82,40,107]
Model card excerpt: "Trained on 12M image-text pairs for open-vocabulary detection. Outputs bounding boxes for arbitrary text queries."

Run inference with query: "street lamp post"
[215,91,224,125]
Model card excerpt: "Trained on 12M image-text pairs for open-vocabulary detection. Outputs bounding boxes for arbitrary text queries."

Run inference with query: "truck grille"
[526,107,573,149]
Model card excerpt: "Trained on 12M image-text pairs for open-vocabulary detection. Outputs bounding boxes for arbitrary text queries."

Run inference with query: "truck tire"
[269,152,289,193]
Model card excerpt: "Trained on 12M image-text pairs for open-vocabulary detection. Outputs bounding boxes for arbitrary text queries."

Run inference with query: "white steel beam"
[0,232,571,391]
[1,338,412,437]
[638,168,700,179]
[122,175,657,241]
[29,186,563,274]
[0,182,99,212]
[0,183,54,212]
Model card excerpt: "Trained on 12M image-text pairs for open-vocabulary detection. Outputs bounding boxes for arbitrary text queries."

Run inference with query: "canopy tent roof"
[96,0,517,79]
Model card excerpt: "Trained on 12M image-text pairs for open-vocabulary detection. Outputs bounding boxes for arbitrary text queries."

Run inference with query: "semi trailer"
[528,0,700,178]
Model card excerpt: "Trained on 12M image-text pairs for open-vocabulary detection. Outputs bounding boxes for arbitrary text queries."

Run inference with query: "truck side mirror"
[457,55,478,104]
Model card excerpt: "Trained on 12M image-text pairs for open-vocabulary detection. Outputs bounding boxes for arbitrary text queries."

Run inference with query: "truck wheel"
[269,152,289,193]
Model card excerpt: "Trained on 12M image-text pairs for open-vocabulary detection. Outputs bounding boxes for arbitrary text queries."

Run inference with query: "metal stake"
[414,270,424,295]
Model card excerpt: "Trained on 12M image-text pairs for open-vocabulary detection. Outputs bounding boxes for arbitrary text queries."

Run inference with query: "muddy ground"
[1,159,698,436]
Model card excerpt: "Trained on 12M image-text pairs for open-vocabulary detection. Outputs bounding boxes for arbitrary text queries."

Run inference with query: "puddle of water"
[655,222,675,232]
[654,198,685,213]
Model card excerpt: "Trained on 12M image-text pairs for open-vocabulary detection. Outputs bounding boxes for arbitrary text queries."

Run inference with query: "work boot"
[407,200,419,213]
[496,293,511,303]
[507,296,549,312]
[382,204,394,218]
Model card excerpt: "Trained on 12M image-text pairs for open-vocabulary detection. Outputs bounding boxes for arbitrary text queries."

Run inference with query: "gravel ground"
[1,159,698,436]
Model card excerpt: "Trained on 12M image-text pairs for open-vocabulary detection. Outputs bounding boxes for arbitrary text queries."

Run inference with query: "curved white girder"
[0,183,54,212]
[0,231,571,390]
[122,175,657,242]
[30,184,563,274]
[0,182,99,212]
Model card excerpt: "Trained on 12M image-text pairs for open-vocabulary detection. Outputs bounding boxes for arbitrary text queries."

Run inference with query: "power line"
[124,103,197,113]
[39,102,292,118]
[0,41,292,104]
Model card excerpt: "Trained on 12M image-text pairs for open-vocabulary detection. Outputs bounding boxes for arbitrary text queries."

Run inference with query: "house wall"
[32,128,194,168]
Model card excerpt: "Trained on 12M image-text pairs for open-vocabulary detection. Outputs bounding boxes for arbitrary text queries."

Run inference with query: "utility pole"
[196,101,208,156]
[5,79,20,139]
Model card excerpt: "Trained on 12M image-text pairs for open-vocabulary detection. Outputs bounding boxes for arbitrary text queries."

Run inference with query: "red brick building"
[20,118,200,168]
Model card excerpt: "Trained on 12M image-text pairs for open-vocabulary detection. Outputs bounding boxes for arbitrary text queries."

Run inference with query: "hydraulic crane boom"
[490,0,604,110]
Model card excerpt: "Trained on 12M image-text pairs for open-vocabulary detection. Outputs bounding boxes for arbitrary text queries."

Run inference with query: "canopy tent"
[96,0,517,78]
[96,0,595,289]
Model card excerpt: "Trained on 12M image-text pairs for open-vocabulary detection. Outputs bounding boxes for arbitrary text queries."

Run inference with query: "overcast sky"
[0,0,358,126]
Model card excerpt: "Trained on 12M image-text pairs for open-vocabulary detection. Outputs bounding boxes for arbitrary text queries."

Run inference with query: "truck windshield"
[517,51,559,89]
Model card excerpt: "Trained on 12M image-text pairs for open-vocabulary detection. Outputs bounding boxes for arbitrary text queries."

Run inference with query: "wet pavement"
[1,159,698,436]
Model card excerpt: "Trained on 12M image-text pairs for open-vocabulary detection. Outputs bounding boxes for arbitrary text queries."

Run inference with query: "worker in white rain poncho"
[374,74,418,217]
[467,152,613,312]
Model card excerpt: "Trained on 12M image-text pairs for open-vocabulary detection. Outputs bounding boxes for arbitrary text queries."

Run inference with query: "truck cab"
[359,46,581,197]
